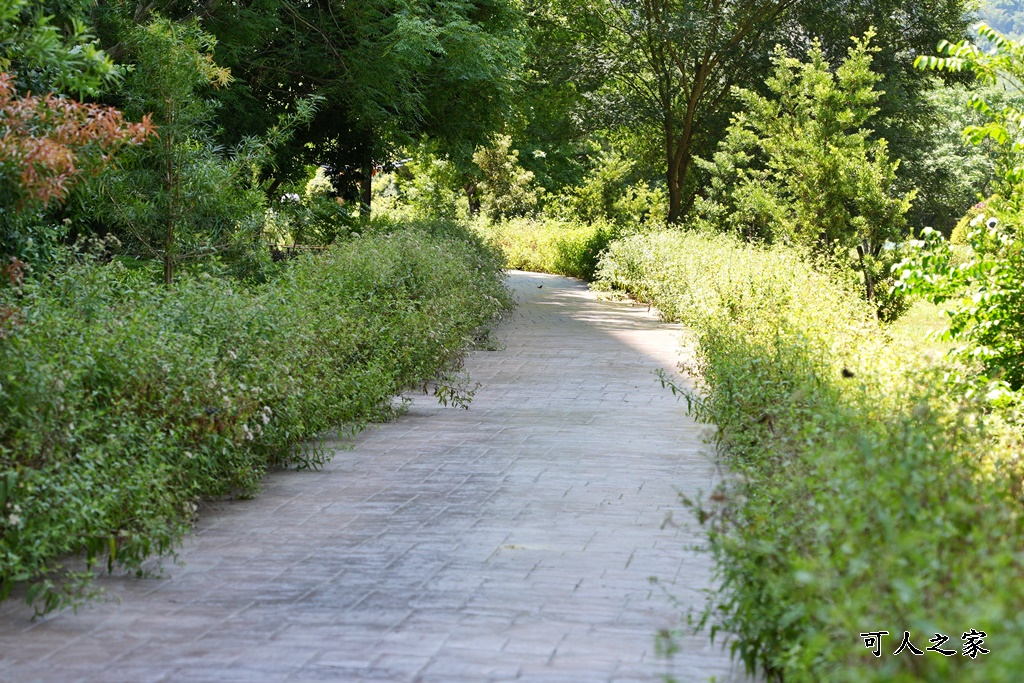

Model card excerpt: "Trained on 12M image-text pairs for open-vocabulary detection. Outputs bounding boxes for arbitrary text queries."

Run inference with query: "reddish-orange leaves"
[0,258,25,337]
[0,72,155,211]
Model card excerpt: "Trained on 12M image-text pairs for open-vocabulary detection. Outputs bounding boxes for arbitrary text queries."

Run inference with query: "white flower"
[241,424,254,441]
[185,451,194,460]
[7,514,21,526]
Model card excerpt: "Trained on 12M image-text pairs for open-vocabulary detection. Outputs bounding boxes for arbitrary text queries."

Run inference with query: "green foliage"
[470,216,618,281]
[0,220,511,614]
[81,17,316,284]
[265,193,352,249]
[903,23,1024,396]
[83,18,254,284]
[597,228,1024,682]
[175,0,526,201]
[473,134,545,221]
[697,33,914,320]
[549,150,667,226]
[915,23,1024,187]
[304,167,335,200]
[394,143,468,220]
[951,199,991,244]
[508,1,606,194]
[781,0,975,233]
[515,0,974,227]
[594,0,800,222]
[896,221,1024,393]
[913,84,1002,235]
[0,0,118,97]
[266,167,354,246]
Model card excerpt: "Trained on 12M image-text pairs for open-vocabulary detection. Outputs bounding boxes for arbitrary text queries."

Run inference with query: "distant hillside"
[980,0,1024,38]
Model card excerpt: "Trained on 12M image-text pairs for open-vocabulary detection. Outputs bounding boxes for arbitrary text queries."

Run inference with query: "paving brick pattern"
[0,271,745,683]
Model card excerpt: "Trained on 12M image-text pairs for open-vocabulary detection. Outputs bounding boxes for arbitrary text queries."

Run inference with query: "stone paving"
[0,271,746,683]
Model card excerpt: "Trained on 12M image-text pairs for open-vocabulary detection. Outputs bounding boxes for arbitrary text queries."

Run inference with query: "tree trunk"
[360,162,372,217]
[666,141,690,224]
[163,129,176,286]
[465,182,480,216]
[857,242,876,307]
[667,173,682,223]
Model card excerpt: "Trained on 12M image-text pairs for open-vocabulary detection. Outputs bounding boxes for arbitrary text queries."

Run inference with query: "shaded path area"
[0,271,743,683]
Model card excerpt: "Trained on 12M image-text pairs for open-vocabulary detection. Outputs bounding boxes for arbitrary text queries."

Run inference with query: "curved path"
[0,271,744,683]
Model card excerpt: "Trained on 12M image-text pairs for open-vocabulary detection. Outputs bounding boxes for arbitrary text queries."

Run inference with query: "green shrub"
[897,219,1024,393]
[696,33,913,320]
[598,229,1024,682]
[543,150,667,226]
[0,220,511,614]
[473,134,545,221]
[469,216,619,281]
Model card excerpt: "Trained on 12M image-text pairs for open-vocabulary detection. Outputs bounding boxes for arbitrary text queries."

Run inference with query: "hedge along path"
[0,270,745,683]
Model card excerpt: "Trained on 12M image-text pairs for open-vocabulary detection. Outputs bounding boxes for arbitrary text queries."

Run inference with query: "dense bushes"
[469,216,620,281]
[0,219,511,614]
[597,229,1024,682]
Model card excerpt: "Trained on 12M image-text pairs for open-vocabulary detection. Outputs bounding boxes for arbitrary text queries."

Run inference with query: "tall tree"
[85,18,314,283]
[509,0,613,192]
[594,0,800,223]
[112,0,526,210]
[697,34,915,318]
[780,0,974,231]
[534,0,974,226]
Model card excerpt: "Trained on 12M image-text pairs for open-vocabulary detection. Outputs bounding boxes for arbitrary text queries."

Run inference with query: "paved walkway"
[0,271,744,683]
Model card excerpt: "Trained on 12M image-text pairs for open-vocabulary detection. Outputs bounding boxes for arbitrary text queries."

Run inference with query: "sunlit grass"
[888,298,953,360]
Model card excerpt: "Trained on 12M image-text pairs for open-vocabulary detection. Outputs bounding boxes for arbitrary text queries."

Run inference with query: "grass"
[888,299,954,359]
[467,216,620,281]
